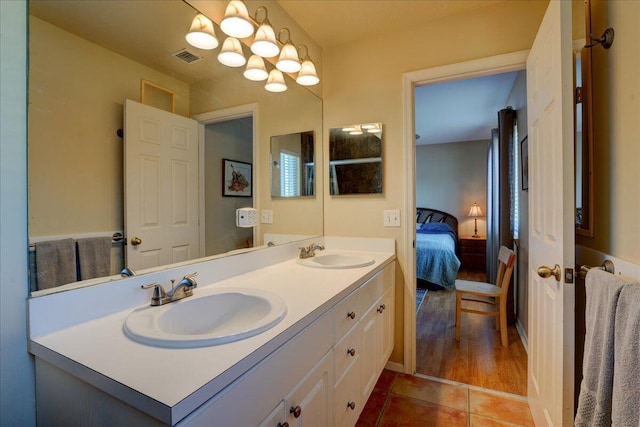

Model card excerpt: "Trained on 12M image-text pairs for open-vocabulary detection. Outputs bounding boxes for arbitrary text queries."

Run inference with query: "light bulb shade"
[251,21,279,57]
[243,55,268,81]
[186,14,219,50]
[296,57,320,86]
[220,0,254,38]
[218,37,246,67]
[276,42,301,73]
[265,69,287,92]
[468,203,483,217]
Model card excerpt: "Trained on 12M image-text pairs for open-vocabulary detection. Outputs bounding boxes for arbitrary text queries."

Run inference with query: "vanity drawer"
[334,356,362,427]
[334,321,361,384]
[334,288,360,339]
[359,263,394,314]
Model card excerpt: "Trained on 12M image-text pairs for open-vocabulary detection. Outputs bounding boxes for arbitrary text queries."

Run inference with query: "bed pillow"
[417,222,453,234]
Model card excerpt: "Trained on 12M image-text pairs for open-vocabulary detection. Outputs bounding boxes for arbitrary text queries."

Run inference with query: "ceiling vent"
[172,48,203,64]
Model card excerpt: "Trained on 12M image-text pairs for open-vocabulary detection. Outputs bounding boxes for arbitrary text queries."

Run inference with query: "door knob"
[537,264,561,281]
[131,237,142,246]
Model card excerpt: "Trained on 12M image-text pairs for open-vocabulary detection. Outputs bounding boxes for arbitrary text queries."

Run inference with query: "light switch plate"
[383,209,400,227]
[261,210,273,224]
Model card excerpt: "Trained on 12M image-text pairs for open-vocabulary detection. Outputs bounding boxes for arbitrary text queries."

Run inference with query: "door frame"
[401,50,529,375]
[192,104,258,256]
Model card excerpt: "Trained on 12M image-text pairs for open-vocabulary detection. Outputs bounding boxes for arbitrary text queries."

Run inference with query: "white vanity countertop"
[29,244,395,425]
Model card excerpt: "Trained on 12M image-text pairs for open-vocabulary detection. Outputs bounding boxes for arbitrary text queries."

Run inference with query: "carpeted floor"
[416,287,428,312]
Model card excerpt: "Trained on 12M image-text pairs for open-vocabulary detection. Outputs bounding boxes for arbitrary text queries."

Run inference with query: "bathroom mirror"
[329,123,383,195]
[27,0,323,294]
[270,131,315,197]
[575,0,595,237]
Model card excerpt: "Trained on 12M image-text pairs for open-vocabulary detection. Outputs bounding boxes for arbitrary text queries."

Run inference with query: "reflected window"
[280,151,300,197]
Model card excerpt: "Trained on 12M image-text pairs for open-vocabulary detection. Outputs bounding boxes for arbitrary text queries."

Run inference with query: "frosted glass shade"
[220,0,254,38]
[218,37,246,67]
[244,55,269,81]
[276,42,301,73]
[251,21,279,58]
[185,14,219,50]
[296,57,319,86]
[265,69,287,92]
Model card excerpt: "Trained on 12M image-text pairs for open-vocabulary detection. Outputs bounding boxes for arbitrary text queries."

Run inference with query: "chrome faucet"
[120,267,137,277]
[298,243,325,259]
[141,273,198,306]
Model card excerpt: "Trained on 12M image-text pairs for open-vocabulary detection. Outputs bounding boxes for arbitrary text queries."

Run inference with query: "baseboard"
[516,318,528,353]
[385,361,404,373]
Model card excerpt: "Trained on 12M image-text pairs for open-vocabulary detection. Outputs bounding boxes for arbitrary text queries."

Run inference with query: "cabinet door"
[379,285,394,367]
[286,352,333,427]
[360,303,380,400]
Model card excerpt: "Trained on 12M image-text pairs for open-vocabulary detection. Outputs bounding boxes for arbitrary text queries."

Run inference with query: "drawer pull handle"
[290,405,302,418]
[377,304,386,313]
[347,311,356,319]
[277,423,289,427]
[347,348,356,357]
[347,401,356,410]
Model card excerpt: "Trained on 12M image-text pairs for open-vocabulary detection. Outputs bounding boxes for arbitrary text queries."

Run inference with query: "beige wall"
[577,0,640,265]
[416,141,489,238]
[28,16,190,238]
[322,0,549,364]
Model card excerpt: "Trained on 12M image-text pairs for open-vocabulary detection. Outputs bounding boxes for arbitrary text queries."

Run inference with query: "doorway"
[402,51,530,394]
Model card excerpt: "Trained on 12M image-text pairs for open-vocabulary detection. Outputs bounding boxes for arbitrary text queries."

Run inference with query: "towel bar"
[577,260,615,279]
[28,232,124,252]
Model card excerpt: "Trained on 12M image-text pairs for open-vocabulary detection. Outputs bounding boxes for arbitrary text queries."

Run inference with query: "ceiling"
[277,0,518,146]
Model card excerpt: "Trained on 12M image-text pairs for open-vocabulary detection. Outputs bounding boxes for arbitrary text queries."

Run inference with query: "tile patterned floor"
[356,370,535,427]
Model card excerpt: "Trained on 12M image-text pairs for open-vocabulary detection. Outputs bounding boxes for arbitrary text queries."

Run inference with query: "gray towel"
[612,283,640,427]
[35,238,77,290]
[76,236,111,280]
[575,269,628,427]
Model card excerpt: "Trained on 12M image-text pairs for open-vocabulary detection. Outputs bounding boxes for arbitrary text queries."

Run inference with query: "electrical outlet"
[261,210,273,224]
[383,209,400,227]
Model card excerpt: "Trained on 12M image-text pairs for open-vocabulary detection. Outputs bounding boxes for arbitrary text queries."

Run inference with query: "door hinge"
[565,267,574,284]
[575,87,583,104]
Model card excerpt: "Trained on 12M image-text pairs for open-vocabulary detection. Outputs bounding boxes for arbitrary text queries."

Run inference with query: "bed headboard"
[416,207,459,236]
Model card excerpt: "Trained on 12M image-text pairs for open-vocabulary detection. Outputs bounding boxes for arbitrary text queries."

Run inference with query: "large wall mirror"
[329,123,383,195]
[271,131,315,197]
[28,0,323,295]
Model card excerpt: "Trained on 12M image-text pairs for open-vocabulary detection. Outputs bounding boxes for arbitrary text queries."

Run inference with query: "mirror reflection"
[329,123,383,195]
[28,0,323,294]
[270,131,315,197]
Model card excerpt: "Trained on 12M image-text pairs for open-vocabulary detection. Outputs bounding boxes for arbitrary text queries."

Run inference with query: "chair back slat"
[495,246,516,296]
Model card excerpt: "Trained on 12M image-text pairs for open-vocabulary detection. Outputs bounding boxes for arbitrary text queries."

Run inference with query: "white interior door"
[124,100,200,271]
[526,1,575,425]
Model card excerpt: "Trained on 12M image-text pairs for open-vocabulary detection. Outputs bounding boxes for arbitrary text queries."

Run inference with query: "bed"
[416,207,461,290]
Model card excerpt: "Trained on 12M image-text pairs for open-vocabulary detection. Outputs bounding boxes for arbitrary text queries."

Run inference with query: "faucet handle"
[141,283,166,306]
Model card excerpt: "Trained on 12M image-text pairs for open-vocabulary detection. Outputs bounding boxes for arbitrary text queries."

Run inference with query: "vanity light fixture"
[265,69,287,92]
[251,7,279,58]
[220,0,254,39]
[349,126,363,135]
[276,29,301,73]
[186,14,219,50]
[362,123,381,133]
[296,45,320,86]
[342,126,356,132]
[218,37,246,67]
[244,54,269,81]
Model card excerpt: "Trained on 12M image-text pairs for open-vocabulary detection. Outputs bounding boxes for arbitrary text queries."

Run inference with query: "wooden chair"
[455,245,516,347]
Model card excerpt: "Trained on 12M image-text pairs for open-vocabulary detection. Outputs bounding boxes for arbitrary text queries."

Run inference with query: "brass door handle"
[537,264,561,281]
[131,237,142,246]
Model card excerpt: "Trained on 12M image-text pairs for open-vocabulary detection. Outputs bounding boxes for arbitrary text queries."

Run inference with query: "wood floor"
[416,269,528,396]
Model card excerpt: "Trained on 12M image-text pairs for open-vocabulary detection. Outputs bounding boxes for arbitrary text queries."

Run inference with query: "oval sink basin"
[297,252,375,269]
[124,288,287,348]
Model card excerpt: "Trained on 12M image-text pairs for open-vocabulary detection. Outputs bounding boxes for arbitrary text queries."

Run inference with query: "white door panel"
[526,1,575,425]
[124,100,200,270]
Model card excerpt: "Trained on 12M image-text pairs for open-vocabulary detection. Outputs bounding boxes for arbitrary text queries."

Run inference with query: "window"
[280,151,300,197]
[512,123,520,239]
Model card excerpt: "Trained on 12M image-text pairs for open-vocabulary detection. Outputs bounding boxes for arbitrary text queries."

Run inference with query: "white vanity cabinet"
[32,257,395,427]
